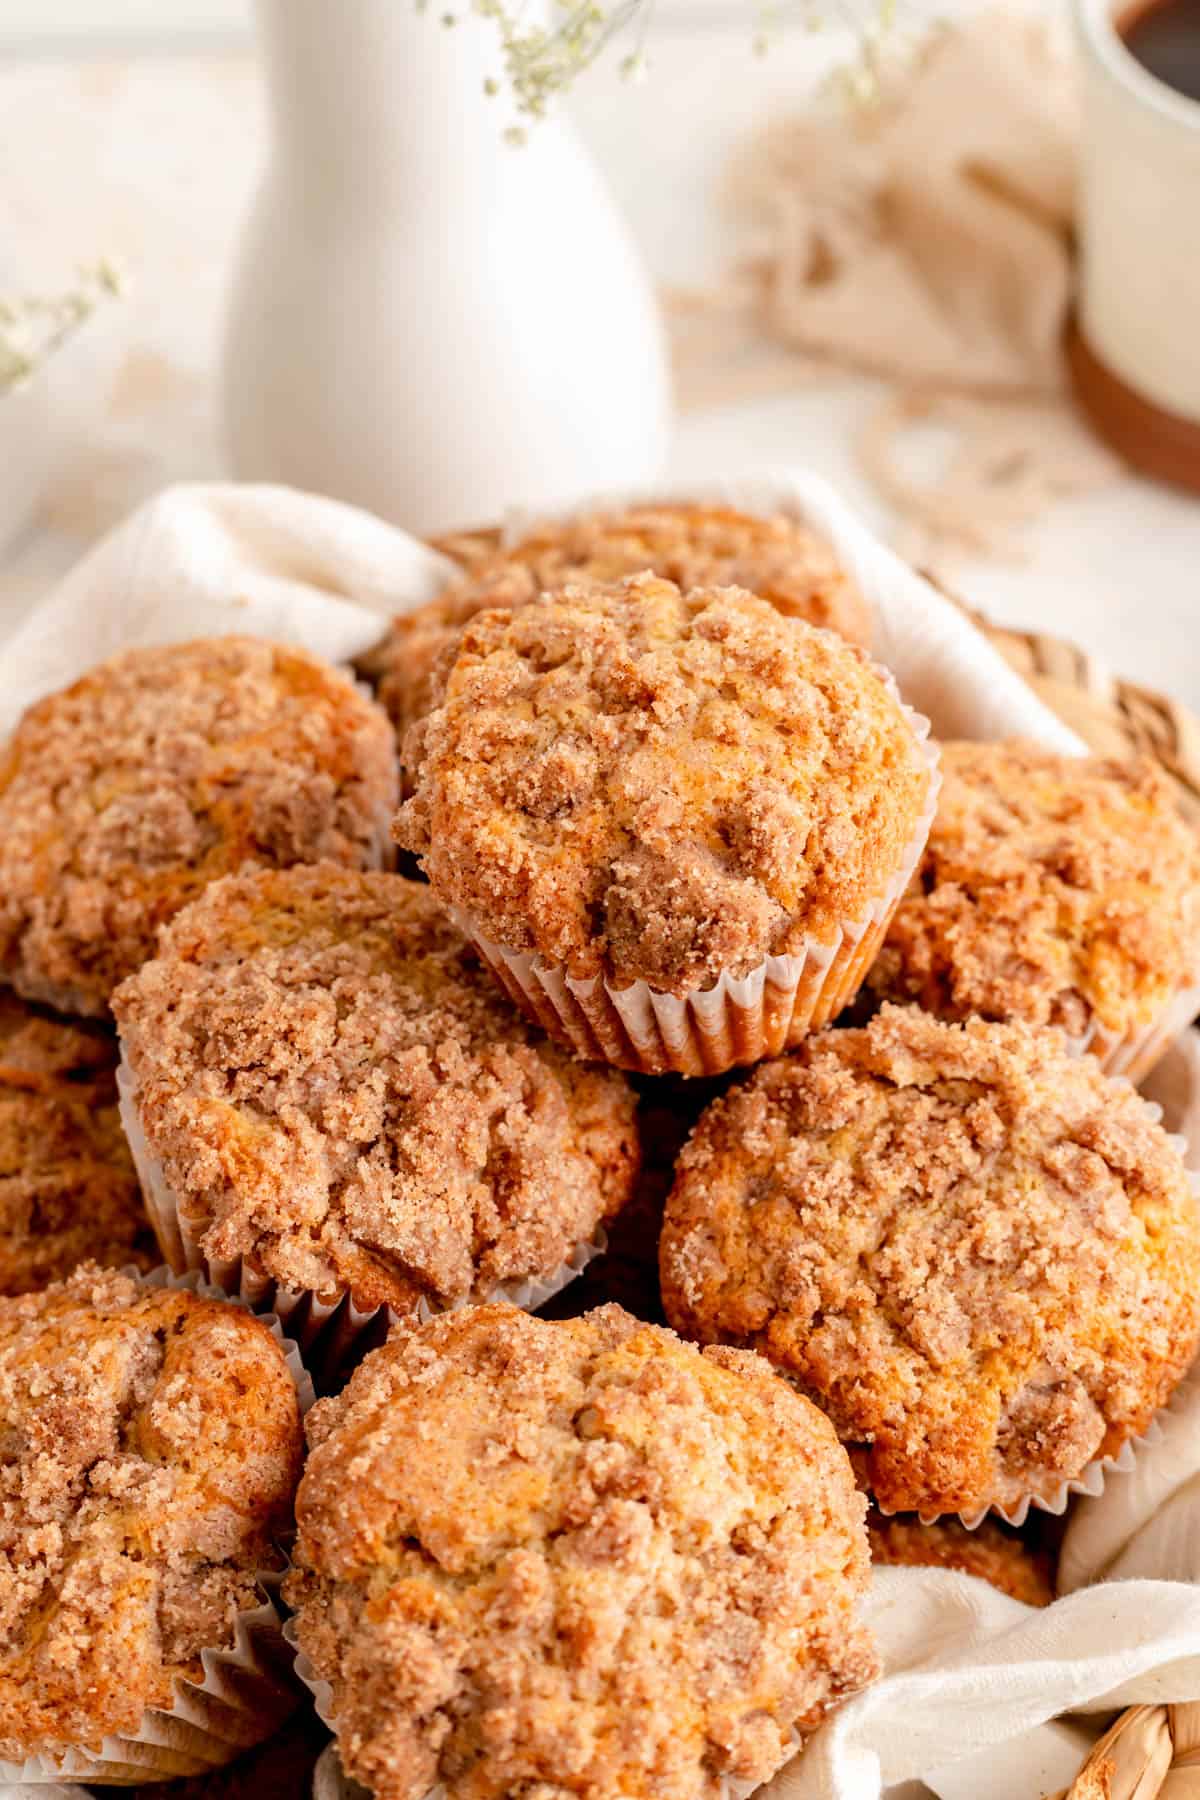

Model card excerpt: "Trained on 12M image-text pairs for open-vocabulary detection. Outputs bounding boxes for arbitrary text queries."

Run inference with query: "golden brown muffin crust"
[869,741,1200,1037]
[0,994,153,1295]
[866,1511,1056,1606]
[0,1265,303,1764]
[397,574,930,994]
[368,502,872,741]
[285,1303,877,1800]
[113,865,639,1314]
[0,636,399,1016]
[660,1004,1200,1520]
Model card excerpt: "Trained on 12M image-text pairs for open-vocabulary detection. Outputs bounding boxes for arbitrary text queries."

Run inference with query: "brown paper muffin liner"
[1067,975,1200,1085]
[0,1265,314,1787]
[458,692,942,1077]
[117,1063,606,1388]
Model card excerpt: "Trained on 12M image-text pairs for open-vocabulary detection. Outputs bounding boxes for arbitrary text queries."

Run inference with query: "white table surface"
[1,23,1198,713]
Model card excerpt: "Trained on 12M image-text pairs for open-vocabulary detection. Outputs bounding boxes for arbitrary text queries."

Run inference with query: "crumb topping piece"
[660,1004,1200,1519]
[869,741,1200,1037]
[0,993,153,1294]
[397,574,929,994]
[285,1303,877,1800]
[0,636,399,1016]
[113,865,639,1314]
[866,1511,1055,1606]
[0,1265,303,1763]
[368,501,872,740]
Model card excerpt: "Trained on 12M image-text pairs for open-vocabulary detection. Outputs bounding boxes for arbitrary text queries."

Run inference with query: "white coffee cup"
[1071,0,1200,476]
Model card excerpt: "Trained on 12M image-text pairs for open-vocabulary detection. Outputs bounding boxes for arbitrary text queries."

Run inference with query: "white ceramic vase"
[222,0,671,534]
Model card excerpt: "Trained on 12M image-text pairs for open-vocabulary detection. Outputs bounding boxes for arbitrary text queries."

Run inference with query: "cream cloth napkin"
[671,11,1121,565]
[1,479,1196,1800]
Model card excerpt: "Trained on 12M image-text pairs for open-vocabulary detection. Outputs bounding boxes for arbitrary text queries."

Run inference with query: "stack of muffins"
[1,502,1199,1800]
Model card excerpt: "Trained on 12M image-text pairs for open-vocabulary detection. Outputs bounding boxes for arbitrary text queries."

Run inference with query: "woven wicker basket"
[936,583,1200,830]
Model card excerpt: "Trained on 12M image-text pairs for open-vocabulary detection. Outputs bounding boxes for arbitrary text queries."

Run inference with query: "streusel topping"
[285,1303,877,1800]
[367,502,871,740]
[0,994,152,1295]
[0,636,399,1016]
[868,741,1200,1037]
[113,866,638,1314]
[660,1004,1200,1518]
[397,574,930,993]
[0,1265,303,1762]
[866,1512,1055,1606]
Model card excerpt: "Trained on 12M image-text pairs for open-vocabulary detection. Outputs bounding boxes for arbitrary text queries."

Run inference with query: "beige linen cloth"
[671,11,1121,565]
[1,480,1197,1800]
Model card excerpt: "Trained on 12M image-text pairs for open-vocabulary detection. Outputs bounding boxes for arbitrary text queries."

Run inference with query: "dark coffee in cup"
[1119,0,1200,102]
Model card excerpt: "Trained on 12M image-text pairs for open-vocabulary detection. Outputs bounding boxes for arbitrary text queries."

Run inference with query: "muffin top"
[397,574,931,994]
[0,993,153,1295]
[369,501,871,740]
[0,636,399,1016]
[284,1302,877,1800]
[866,1512,1055,1606]
[660,1004,1200,1520]
[868,741,1200,1039]
[113,865,638,1314]
[0,1265,303,1764]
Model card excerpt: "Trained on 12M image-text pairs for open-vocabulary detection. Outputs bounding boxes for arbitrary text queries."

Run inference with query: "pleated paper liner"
[117,1061,606,1387]
[457,698,941,1078]
[868,1415,1165,1535]
[1068,974,1200,1085]
[0,1265,315,1788]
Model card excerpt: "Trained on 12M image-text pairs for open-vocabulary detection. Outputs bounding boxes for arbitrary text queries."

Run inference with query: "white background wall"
[0,2,252,44]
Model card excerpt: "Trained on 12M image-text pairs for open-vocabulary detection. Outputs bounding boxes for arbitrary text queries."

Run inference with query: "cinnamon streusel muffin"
[284,1303,878,1800]
[0,992,153,1294]
[0,1264,305,1779]
[867,741,1200,1080]
[367,501,871,743]
[0,637,398,1016]
[660,1004,1200,1522]
[113,864,638,1325]
[866,1511,1055,1606]
[397,573,935,1074]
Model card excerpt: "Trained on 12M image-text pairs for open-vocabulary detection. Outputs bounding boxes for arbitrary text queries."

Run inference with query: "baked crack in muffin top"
[0,992,153,1294]
[366,502,871,742]
[0,636,399,1015]
[284,1303,878,1800]
[660,1004,1200,1520]
[0,1265,303,1764]
[866,1511,1055,1606]
[868,740,1200,1040]
[397,573,930,994]
[113,865,638,1314]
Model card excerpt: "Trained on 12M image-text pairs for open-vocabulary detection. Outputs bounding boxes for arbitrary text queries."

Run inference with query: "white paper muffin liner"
[869,1411,1166,1534]
[457,688,941,1078]
[117,1061,606,1386]
[1065,973,1200,1085]
[0,1264,314,1787]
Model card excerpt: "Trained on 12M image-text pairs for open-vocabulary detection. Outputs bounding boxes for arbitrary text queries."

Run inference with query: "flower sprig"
[0,260,124,397]
[426,0,901,132]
